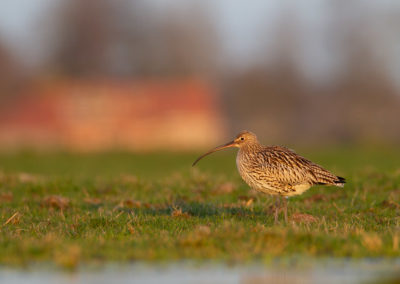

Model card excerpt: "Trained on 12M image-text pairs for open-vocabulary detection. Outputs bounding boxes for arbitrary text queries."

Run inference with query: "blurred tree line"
[0,0,399,145]
[44,0,218,78]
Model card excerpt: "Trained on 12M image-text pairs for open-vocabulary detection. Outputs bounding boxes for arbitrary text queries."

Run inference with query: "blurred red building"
[0,79,226,151]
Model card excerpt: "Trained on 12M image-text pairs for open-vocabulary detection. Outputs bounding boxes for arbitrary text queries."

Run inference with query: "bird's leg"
[274,196,280,224]
[283,197,288,223]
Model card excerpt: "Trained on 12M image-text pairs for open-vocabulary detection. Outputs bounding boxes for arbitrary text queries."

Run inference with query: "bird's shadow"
[116,200,271,219]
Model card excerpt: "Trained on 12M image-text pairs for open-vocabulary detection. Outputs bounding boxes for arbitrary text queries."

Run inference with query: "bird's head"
[233,130,258,146]
[192,130,258,166]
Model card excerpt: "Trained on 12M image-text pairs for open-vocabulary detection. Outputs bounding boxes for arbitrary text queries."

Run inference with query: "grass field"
[0,147,399,268]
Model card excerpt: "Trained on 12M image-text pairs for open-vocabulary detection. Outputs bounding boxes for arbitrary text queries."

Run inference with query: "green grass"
[0,147,399,268]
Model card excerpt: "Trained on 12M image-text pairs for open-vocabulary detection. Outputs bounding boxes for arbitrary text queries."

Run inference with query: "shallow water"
[0,259,399,284]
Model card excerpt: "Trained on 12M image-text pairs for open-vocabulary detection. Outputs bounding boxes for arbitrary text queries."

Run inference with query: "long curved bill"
[192,140,236,166]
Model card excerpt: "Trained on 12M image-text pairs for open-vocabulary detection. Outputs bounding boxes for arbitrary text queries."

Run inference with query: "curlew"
[192,131,345,223]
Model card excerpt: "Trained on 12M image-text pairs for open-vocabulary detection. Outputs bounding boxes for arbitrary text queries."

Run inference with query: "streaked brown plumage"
[192,131,345,223]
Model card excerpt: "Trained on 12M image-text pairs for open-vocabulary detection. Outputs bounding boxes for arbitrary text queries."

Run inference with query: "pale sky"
[0,0,400,86]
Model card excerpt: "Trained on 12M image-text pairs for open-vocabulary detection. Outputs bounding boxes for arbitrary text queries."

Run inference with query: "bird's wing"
[257,146,339,187]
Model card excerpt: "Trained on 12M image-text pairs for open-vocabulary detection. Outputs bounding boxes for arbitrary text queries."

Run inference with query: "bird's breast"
[236,151,271,192]
[236,152,247,179]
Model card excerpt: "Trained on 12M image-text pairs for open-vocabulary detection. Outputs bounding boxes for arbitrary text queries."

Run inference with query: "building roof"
[0,78,226,151]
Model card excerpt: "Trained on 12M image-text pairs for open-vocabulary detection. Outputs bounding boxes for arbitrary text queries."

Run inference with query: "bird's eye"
[240,137,244,141]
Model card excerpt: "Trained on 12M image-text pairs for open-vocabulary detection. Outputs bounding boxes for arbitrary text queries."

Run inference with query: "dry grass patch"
[171,206,191,218]
[291,213,318,224]
[42,196,70,210]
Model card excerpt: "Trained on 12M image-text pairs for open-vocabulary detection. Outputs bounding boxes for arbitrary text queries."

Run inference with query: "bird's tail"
[334,176,346,187]
[315,175,346,187]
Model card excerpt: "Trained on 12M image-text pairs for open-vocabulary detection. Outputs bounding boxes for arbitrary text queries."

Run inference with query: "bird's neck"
[239,141,263,155]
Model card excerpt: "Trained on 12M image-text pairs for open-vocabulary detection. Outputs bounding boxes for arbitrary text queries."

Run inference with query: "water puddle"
[0,259,399,284]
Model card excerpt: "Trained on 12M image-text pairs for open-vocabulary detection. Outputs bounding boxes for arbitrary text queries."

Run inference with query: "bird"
[192,130,345,224]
